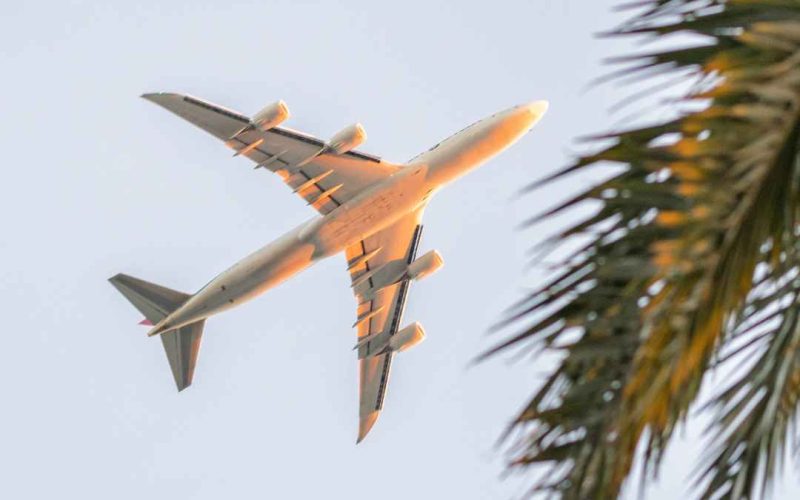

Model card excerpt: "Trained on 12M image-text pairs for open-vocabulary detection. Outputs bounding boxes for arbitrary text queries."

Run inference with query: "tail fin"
[109,273,204,391]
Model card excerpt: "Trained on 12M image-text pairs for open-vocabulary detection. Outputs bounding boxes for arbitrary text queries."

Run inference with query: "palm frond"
[496,1,800,498]
[698,245,800,499]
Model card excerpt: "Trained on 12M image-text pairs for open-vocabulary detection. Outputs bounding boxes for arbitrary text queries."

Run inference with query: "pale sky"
[2,1,798,499]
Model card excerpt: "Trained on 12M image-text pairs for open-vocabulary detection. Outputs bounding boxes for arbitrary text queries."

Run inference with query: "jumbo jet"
[110,93,547,442]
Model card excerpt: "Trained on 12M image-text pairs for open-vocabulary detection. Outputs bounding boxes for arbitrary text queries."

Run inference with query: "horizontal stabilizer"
[161,320,205,391]
[109,273,203,391]
[108,273,189,323]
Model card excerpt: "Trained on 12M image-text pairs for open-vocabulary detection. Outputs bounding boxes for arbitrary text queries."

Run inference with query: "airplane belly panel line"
[112,93,548,441]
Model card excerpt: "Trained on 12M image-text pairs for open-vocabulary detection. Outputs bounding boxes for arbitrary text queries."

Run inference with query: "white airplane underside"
[110,93,547,442]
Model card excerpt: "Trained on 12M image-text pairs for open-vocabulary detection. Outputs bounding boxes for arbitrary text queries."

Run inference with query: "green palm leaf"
[698,247,800,499]
[494,1,800,498]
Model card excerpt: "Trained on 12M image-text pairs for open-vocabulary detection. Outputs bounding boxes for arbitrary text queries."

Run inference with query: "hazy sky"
[2,1,798,499]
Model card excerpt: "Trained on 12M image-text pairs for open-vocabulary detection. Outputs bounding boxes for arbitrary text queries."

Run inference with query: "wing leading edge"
[345,209,425,442]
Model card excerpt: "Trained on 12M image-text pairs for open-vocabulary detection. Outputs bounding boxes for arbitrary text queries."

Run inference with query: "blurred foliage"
[494,1,800,498]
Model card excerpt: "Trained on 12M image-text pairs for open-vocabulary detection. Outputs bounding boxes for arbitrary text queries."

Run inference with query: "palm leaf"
[494,1,800,498]
[698,245,800,499]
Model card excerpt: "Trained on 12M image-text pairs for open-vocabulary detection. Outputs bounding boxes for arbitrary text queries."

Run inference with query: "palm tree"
[490,1,800,498]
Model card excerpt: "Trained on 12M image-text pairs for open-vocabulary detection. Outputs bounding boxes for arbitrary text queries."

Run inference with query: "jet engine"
[251,100,290,132]
[407,250,444,281]
[353,250,444,299]
[328,123,367,154]
[389,322,426,352]
[354,322,426,358]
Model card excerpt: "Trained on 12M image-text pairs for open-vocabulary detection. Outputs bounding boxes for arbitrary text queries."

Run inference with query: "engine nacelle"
[407,250,444,281]
[389,322,426,352]
[252,100,290,132]
[328,123,367,154]
[354,322,427,358]
[353,250,444,300]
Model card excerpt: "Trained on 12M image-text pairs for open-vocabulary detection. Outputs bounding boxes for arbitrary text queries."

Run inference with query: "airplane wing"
[142,93,399,214]
[345,207,425,442]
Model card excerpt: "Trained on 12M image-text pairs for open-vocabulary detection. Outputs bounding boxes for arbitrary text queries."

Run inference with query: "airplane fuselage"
[148,102,546,336]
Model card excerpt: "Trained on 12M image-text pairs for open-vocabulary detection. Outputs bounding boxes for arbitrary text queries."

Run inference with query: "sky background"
[2,1,798,499]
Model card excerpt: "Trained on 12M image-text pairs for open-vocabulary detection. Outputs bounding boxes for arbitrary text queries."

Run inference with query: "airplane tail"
[109,273,204,391]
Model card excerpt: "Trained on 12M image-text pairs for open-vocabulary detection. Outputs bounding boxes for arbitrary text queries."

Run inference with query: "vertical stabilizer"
[109,273,205,391]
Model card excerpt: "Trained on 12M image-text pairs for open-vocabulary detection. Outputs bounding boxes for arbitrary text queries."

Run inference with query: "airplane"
[109,93,548,442]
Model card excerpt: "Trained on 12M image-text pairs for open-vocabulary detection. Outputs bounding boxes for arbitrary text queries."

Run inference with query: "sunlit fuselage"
[148,101,548,336]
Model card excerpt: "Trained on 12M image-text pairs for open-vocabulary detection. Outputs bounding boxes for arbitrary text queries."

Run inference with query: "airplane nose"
[494,100,548,137]
[520,100,549,128]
